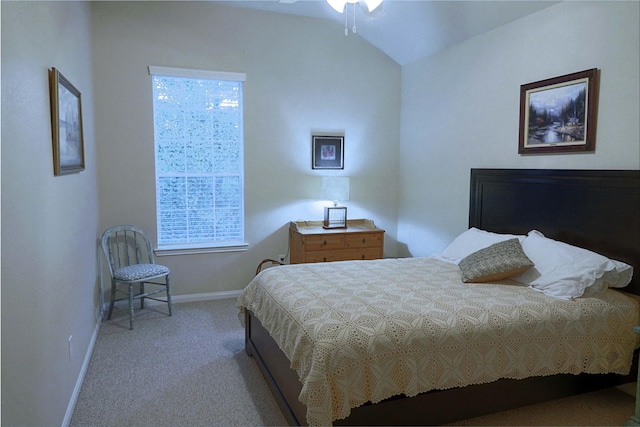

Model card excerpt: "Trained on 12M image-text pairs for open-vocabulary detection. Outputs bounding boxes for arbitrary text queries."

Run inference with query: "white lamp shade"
[327,0,347,13]
[321,177,350,203]
[327,0,382,13]
[362,0,382,12]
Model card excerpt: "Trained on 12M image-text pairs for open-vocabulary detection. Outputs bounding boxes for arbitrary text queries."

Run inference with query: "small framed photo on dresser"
[312,135,344,169]
[323,206,347,229]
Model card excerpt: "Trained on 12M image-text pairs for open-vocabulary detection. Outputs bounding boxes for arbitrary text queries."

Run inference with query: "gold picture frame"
[519,68,599,155]
[49,67,85,175]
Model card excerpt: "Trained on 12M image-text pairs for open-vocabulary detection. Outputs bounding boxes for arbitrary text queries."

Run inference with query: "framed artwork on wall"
[518,68,599,155]
[312,135,344,169]
[49,67,85,175]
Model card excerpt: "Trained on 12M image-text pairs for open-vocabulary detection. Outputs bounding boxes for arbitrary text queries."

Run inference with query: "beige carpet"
[70,298,636,426]
[448,386,635,426]
[70,299,288,426]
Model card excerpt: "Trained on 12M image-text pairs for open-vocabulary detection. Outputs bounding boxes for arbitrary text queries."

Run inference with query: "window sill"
[154,243,249,257]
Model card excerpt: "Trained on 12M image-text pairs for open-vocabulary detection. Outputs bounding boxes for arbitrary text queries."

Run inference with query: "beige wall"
[1,2,100,425]
[2,2,400,425]
[91,2,402,298]
[398,1,640,258]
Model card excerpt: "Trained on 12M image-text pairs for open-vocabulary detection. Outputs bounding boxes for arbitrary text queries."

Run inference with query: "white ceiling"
[214,0,559,65]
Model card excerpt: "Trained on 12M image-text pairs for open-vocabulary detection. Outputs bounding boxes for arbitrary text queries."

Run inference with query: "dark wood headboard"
[469,169,640,295]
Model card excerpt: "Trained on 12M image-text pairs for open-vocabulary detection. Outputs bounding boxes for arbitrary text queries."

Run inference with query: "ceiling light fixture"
[327,0,383,36]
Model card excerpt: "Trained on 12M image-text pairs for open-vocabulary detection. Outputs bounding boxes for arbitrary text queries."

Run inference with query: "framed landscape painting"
[50,67,85,175]
[519,68,599,154]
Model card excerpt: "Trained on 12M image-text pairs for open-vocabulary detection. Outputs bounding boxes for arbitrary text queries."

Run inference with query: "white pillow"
[440,227,526,265]
[511,230,633,299]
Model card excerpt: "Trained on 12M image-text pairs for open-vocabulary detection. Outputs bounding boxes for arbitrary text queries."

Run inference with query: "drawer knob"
[361,254,365,259]
[362,238,366,244]
[323,257,327,262]
[323,240,327,246]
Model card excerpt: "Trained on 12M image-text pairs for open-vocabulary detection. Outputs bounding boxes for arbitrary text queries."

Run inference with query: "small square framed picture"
[323,206,347,229]
[312,135,344,169]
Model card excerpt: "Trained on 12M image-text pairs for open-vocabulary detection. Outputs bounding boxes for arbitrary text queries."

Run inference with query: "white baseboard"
[62,316,101,427]
[169,290,242,303]
[101,289,242,312]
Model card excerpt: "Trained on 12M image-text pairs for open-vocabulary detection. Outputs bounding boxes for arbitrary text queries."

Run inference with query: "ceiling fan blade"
[362,2,386,20]
[358,0,382,13]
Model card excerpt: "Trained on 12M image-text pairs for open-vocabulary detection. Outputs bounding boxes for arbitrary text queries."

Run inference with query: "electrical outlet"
[278,254,286,264]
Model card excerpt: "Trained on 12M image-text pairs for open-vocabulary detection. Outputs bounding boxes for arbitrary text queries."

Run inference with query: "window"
[149,66,247,253]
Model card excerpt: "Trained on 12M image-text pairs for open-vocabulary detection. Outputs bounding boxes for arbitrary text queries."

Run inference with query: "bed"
[239,168,640,426]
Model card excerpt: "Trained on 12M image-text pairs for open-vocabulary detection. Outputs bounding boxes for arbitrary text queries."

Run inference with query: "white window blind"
[149,66,246,251]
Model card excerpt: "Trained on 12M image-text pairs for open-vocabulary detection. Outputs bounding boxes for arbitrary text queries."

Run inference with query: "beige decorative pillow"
[459,238,534,283]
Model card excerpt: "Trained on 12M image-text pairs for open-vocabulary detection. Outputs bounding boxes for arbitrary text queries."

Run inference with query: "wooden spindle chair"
[101,225,172,330]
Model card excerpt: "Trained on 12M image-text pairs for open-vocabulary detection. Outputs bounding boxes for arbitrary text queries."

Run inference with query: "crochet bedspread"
[238,257,639,426]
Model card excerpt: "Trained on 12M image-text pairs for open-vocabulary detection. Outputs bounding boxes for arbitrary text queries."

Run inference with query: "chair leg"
[166,275,173,316]
[140,282,145,309]
[128,283,135,330]
[107,279,117,320]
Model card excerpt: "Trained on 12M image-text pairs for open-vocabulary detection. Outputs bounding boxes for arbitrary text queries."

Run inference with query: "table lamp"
[321,176,350,229]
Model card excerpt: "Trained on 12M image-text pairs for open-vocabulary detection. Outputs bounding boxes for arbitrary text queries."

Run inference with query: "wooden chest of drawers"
[289,219,384,264]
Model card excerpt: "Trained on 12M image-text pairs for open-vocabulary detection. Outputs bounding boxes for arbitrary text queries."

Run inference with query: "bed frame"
[245,169,640,426]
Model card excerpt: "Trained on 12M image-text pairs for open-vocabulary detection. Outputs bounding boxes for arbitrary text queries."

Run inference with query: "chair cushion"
[113,264,170,281]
